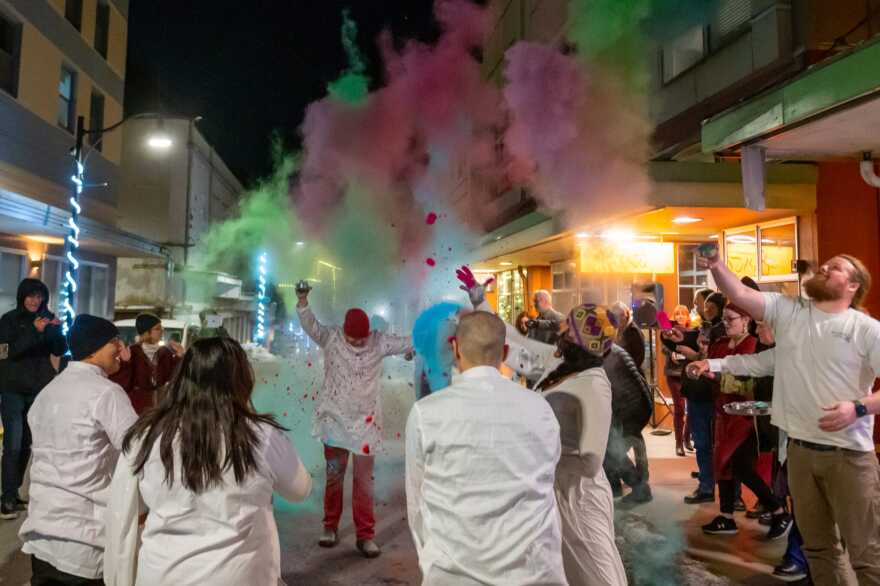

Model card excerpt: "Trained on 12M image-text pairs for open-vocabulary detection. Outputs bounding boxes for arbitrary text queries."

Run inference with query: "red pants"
[666,375,690,447]
[323,444,375,541]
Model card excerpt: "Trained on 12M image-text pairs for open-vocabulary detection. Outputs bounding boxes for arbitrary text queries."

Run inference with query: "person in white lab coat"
[19,314,138,585]
[405,310,568,585]
[296,287,413,558]
[104,336,312,586]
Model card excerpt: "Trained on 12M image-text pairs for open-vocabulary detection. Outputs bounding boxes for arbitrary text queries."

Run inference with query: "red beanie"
[343,308,370,339]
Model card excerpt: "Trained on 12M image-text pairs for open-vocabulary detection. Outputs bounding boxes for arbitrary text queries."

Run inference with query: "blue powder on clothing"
[412,302,462,393]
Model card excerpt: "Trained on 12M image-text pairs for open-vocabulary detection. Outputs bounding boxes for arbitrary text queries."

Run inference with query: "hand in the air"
[456,266,494,308]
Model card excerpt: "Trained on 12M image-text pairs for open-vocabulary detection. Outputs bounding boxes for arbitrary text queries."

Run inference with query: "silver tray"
[722,401,771,416]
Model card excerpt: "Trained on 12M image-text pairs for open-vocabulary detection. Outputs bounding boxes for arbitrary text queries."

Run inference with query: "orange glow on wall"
[579,241,674,274]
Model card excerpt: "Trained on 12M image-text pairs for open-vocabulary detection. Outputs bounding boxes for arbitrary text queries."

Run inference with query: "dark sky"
[125,1,447,185]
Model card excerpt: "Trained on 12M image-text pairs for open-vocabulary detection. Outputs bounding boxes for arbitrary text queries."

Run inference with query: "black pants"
[718,431,781,515]
[604,427,650,488]
[31,556,104,586]
[1,391,34,504]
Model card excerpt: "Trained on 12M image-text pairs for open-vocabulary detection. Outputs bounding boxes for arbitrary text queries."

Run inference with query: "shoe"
[746,503,766,519]
[356,539,381,558]
[684,489,714,504]
[733,498,747,512]
[684,439,694,452]
[0,502,18,520]
[690,471,700,479]
[621,485,653,505]
[318,529,338,548]
[13,498,27,511]
[676,445,686,457]
[702,515,738,535]
[610,480,623,499]
[759,511,773,526]
[767,512,793,541]
[773,560,808,582]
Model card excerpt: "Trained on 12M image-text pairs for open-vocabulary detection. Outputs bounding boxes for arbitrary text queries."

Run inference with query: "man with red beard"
[692,253,880,585]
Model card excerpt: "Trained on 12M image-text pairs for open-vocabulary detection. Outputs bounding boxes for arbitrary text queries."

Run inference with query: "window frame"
[722,216,799,284]
[660,24,708,85]
[58,65,77,132]
[65,0,83,32]
[94,0,110,59]
[43,255,110,317]
[0,9,21,98]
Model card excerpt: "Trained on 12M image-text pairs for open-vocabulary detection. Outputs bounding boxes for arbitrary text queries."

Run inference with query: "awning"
[0,188,168,258]
[702,35,880,159]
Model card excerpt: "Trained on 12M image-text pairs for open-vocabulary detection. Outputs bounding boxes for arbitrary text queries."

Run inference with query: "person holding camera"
[527,290,565,344]
[0,278,67,520]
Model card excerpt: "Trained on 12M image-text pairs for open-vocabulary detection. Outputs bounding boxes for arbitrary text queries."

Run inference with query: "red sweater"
[110,343,181,414]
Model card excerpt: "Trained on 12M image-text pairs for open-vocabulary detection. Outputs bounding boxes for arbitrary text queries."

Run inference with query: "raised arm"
[296,289,333,348]
[700,251,766,321]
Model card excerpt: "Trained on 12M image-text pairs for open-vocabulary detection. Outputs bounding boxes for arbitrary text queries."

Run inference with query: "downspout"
[859,152,880,188]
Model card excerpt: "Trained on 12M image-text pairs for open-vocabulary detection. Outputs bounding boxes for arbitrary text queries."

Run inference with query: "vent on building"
[713,0,751,48]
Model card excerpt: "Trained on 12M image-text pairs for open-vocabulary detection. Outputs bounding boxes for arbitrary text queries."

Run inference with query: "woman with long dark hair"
[105,337,312,586]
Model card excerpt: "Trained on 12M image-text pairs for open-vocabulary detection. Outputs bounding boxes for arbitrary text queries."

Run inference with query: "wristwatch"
[853,400,869,418]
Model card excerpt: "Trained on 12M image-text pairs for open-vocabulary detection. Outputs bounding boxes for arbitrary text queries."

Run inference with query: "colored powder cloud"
[412,302,462,393]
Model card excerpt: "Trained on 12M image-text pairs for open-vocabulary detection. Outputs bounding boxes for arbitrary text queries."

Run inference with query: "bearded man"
[689,252,880,586]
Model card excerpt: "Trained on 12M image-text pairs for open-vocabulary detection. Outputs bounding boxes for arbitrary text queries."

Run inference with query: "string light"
[61,160,84,335]
[255,251,268,343]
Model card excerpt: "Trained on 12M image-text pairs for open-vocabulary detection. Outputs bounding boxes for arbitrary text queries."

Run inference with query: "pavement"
[0,362,806,585]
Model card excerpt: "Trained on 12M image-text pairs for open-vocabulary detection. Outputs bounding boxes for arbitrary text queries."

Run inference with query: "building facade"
[114,118,255,342]
[0,0,165,317]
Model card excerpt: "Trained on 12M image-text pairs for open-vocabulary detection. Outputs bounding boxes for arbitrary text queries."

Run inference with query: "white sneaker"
[356,539,381,558]
[318,529,338,548]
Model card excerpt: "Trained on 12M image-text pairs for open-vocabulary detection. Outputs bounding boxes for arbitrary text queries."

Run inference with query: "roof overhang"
[702,36,880,160]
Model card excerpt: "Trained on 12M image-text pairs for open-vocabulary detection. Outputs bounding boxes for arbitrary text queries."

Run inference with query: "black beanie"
[70,315,119,361]
[135,312,161,335]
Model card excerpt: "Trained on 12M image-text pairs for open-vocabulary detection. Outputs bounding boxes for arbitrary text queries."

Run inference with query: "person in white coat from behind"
[406,311,568,586]
[104,337,312,586]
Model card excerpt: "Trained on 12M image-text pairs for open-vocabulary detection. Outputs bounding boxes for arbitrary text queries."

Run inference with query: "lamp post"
[62,112,200,334]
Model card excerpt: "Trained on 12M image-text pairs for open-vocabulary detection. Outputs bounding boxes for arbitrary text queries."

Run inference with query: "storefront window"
[759,222,796,278]
[678,243,710,308]
[725,231,758,279]
[496,270,526,324]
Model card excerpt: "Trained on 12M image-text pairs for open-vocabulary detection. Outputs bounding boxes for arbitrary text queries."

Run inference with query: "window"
[41,258,62,313]
[89,91,105,151]
[759,222,797,279]
[65,0,83,32]
[677,244,710,310]
[94,1,110,59]
[551,261,578,316]
[58,67,76,131]
[0,12,20,97]
[0,251,27,314]
[661,24,705,83]
[711,0,751,49]
[76,262,109,317]
[497,269,526,324]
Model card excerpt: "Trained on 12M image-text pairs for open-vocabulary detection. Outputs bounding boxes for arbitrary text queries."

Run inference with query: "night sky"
[125,1,449,186]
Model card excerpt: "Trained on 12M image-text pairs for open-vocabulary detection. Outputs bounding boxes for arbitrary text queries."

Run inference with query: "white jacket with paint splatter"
[298,305,413,453]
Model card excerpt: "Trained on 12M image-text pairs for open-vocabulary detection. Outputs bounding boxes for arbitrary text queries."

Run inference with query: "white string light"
[61,160,84,335]
[255,251,268,343]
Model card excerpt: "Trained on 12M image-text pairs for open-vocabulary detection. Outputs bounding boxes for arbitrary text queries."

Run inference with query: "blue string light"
[61,159,84,335]
[255,251,268,343]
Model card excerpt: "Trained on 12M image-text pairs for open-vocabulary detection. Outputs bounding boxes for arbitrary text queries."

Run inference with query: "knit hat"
[343,308,370,339]
[135,312,161,335]
[566,304,619,356]
[70,314,119,361]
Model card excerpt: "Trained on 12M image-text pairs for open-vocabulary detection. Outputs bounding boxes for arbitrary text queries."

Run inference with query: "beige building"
[0,0,164,316]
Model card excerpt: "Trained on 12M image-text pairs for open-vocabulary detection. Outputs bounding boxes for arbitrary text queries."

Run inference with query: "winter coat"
[528,308,565,344]
[110,343,182,414]
[0,279,67,395]
[617,322,645,373]
[603,344,652,437]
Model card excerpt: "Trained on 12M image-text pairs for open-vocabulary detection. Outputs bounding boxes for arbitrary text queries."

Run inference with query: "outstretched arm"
[296,289,333,347]
[699,250,766,321]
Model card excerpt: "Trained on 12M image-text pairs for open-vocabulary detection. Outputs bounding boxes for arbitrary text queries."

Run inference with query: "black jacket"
[618,322,646,372]
[662,326,715,403]
[0,279,67,395]
[603,344,652,436]
[527,308,565,344]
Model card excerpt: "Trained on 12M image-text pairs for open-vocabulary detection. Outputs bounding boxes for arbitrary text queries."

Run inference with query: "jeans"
[718,432,781,515]
[604,427,650,489]
[1,391,34,504]
[687,398,714,494]
[323,444,375,541]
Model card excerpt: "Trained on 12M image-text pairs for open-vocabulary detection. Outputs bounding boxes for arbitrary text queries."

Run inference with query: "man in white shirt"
[296,287,413,558]
[693,252,880,585]
[405,311,568,585]
[19,314,138,585]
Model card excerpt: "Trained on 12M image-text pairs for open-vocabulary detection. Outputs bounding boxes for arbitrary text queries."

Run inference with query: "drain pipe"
[860,152,880,187]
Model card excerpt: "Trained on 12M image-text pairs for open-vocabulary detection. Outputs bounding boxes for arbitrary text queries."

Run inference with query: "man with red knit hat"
[296,286,413,559]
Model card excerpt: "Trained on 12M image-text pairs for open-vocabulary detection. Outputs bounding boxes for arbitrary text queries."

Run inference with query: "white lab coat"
[406,366,568,585]
[104,423,312,586]
[544,369,628,586]
[20,361,138,579]
[297,305,412,451]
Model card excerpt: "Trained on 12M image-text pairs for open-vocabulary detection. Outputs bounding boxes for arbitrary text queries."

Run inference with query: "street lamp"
[62,112,200,334]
